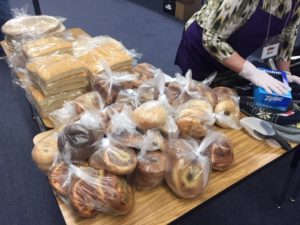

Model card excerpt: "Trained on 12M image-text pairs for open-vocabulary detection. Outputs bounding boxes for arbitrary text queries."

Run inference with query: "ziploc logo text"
[264,95,283,102]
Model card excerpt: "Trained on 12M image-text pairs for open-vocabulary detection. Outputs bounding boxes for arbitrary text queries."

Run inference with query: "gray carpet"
[0,1,299,225]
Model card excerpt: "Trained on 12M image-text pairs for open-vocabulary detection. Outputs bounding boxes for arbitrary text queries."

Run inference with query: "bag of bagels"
[134,131,166,191]
[91,62,136,105]
[89,137,138,176]
[132,70,170,130]
[213,87,241,129]
[109,105,144,148]
[65,165,135,217]
[165,70,218,108]
[57,110,106,163]
[165,132,219,198]
[176,99,215,138]
[115,89,141,109]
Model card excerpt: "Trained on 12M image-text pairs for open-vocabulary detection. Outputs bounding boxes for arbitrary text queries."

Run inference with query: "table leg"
[276,145,300,208]
[32,0,42,15]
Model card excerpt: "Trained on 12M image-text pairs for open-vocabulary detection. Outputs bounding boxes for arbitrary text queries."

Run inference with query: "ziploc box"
[253,68,292,111]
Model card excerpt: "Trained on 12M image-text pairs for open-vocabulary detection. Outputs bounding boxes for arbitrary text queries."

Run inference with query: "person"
[175,0,300,95]
[0,0,12,57]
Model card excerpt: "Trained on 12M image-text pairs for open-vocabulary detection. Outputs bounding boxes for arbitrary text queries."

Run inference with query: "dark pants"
[0,0,12,40]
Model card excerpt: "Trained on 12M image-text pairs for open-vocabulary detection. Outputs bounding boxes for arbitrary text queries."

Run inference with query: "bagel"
[48,162,70,197]
[212,87,237,102]
[214,99,240,128]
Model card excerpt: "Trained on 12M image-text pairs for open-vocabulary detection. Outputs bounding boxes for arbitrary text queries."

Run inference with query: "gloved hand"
[239,61,291,95]
[286,71,300,85]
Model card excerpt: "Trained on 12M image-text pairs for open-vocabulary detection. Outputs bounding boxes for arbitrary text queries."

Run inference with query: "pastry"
[207,134,234,171]
[212,86,238,102]
[58,124,97,162]
[135,150,166,190]
[48,162,70,197]
[110,130,144,148]
[132,63,155,88]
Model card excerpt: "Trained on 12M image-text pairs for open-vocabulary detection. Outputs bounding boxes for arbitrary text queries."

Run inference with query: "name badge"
[261,43,280,59]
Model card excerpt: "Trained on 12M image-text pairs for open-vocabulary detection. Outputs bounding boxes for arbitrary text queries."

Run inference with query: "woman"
[175,0,300,95]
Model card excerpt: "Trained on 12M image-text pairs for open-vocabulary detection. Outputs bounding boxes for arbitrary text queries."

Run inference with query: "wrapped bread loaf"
[22,36,72,59]
[73,36,133,75]
[176,99,215,138]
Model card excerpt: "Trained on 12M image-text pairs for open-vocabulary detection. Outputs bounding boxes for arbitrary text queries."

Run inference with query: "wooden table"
[57,128,290,225]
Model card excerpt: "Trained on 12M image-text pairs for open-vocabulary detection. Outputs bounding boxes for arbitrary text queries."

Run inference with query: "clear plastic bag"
[176,99,215,138]
[91,62,136,105]
[26,54,89,96]
[109,106,144,148]
[115,89,140,109]
[204,132,234,171]
[213,87,241,129]
[165,70,218,108]
[68,165,135,217]
[89,137,137,175]
[132,70,169,130]
[132,63,156,88]
[73,91,105,114]
[134,131,166,191]
[72,36,135,75]
[57,110,106,162]
[165,135,213,199]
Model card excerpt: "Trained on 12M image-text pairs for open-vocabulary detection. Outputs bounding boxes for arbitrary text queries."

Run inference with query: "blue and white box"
[253,68,292,112]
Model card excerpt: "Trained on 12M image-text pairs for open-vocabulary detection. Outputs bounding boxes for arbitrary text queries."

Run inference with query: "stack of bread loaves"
[26,54,90,119]
[73,36,133,76]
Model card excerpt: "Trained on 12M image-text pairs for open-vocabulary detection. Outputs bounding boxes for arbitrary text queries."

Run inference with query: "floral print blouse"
[186,0,300,62]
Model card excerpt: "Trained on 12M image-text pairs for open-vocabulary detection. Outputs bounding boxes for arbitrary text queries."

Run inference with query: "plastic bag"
[73,91,105,114]
[134,131,166,191]
[165,133,217,198]
[132,70,169,130]
[160,115,180,139]
[213,87,241,129]
[109,106,144,148]
[26,54,89,96]
[57,110,106,162]
[92,62,136,105]
[204,131,234,171]
[73,36,135,75]
[132,63,156,88]
[165,70,218,108]
[32,130,59,173]
[176,99,215,138]
[89,137,137,175]
[68,166,135,217]
[115,89,140,109]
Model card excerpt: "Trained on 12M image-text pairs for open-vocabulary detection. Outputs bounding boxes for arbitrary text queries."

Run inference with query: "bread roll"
[207,134,234,171]
[132,63,155,88]
[110,130,144,148]
[132,101,168,130]
[135,150,166,191]
[58,124,97,162]
[32,131,59,173]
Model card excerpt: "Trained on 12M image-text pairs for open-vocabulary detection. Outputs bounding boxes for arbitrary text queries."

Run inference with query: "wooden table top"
[57,128,288,225]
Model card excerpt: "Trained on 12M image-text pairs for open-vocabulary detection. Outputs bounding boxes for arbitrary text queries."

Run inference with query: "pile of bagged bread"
[32,61,241,217]
[1,15,135,127]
